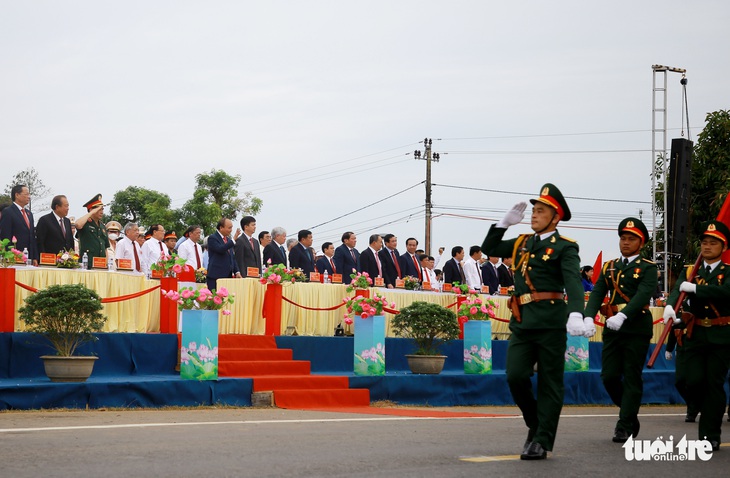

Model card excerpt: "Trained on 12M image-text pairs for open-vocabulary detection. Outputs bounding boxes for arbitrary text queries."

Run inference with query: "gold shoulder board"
[560,235,577,243]
[641,258,655,264]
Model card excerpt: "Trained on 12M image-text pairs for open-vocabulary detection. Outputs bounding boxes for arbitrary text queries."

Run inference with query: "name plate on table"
[442,283,453,292]
[481,285,490,294]
[309,272,320,282]
[247,267,260,278]
[500,287,508,295]
[117,258,133,271]
[39,253,57,266]
[151,269,164,279]
[92,257,107,269]
[374,277,385,287]
[331,273,342,284]
[395,279,405,288]
[422,281,432,291]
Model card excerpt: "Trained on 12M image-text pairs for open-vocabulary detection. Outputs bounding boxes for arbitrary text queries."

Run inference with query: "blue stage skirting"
[1,332,689,410]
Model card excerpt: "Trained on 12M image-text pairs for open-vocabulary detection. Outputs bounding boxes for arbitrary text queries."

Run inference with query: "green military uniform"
[666,324,698,420]
[76,194,110,262]
[584,218,657,441]
[666,220,730,447]
[482,184,584,455]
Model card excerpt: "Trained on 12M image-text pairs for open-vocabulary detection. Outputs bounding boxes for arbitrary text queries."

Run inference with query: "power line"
[433,183,651,205]
[438,128,687,141]
[442,149,650,155]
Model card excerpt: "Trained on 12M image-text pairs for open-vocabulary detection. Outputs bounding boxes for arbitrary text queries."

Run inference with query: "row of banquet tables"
[10,267,667,342]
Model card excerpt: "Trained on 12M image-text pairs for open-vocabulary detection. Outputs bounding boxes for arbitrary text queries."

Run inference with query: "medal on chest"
[542,248,554,261]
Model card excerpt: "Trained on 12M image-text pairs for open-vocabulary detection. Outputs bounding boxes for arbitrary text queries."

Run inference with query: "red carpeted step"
[219,360,311,377]
[274,388,371,409]
[252,375,350,392]
[219,348,293,361]
[219,334,277,349]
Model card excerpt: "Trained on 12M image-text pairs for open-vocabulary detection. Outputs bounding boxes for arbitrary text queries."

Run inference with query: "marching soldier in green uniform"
[75,194,109,262]
[482,183,589,460]
[663,220,730,451]
[584,218,657,443]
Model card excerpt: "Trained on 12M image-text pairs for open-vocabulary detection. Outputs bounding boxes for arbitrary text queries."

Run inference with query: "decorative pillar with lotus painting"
[463,320,492,374]
[180,309,219,380]
[564,333,589,372]
[354,314,385,376]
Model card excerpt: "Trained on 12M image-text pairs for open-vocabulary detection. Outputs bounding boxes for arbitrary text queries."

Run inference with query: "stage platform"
[1,332,685,410]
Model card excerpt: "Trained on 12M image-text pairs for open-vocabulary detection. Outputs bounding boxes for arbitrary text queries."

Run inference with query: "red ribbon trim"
[14,281,160,303]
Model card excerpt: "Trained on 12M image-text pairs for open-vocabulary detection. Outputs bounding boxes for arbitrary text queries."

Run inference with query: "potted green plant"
[18,283,107,382]
[390,301,461,374]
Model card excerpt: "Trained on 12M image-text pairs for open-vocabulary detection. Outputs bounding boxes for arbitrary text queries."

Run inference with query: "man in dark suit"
[481,256,501,294]
[316,242,337,278]
[206,218,241,291]
[288,229,316,276]
[36,195,75,255]
[378,233,402,288]
[399,237,422,281]
[0,184,38,264]
[498,256,515,289]
[234,215,262,277]
[442,246,465,285]
[333,231,360,283]
[358,234,383,283]
[263,226,287,267]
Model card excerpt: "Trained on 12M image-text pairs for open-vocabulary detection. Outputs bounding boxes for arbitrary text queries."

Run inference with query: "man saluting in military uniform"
[482,183,589,460]
[663,220,730,451]
[584,218,657,443]
[75,194,110,262]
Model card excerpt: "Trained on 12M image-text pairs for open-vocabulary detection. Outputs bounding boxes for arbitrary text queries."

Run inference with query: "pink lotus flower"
[344,317,353,325]
[470,306,478,315]
[217,287,229,298]
[172,264,182,274]
[213,296,222,305]
[12,236,17,243]
[222,310,231,315]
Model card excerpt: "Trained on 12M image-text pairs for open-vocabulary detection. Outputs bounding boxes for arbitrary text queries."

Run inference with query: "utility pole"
[414,138,440,255]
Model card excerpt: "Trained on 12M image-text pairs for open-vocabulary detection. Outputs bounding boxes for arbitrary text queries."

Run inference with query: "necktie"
[374,251,382,276]
[249,237,255,250]
[391,250,401,278]
[350,248,356,263]
[458,260,465,283]
[330,258,336,273]
[132,240,141,272]
[280,245,286,259]
[159,240,165,254]
[412,255,421,280]
[706,265,712,275]
[476,263,483,285]
[623,258,628,266]
[194,244,201,269]
[60,218,66,237]
[21,208,30,228]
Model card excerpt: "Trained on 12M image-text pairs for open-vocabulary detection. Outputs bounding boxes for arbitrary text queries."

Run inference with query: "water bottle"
[323,270,329,284]
[23,248,31,266]
[82,252,89,270]
[108,256,115,271]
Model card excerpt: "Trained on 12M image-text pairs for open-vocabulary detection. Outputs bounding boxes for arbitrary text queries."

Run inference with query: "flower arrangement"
[151,252,188,277]
[260,262,295,284]
[346,270,372,293]
[457,294,499,325]
[343,292,394,324]
[195,267,207,284]
[450,281,473,295]
[161,286,235,315]
[290,268,308,283]
[181,338,218,380]
[56,249,80,269]
[0,237,25,268]
[403,275,420,290]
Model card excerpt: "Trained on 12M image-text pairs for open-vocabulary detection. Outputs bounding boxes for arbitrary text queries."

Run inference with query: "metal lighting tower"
[414,138,440,255]
[651,64,686,291]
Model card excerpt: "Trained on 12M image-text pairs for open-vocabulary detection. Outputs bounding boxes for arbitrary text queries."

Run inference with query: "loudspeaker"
[666,138,693,254]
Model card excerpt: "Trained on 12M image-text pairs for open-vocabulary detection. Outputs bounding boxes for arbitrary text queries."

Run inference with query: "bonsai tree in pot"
[390,301,461,374]
[18,283,107,382]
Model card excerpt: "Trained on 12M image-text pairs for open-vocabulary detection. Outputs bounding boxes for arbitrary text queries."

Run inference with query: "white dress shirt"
[141,238,166,275]
[115,236,142,272]
[178,239,204,270]
[463,256,483,290]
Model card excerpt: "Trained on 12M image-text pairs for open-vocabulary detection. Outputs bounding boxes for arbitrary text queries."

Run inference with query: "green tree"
[4,167,52,213]
[180,169,263,234]
[107,186,182,233]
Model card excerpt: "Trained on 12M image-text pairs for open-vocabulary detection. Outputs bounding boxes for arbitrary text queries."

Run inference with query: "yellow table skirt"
[10,268,668,341]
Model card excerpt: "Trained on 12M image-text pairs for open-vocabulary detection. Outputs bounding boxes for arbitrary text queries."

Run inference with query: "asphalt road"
[0,405,728,478]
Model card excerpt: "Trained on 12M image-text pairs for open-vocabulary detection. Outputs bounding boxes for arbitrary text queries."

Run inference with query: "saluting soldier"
[482,183,589,460]
[75,194,109,262]
[584,217,657,443]
[663,220,730,451]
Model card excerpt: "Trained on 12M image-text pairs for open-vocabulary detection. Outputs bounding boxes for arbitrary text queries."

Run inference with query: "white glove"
[496,202,527,228]
[664,351,673,361]
[583,316,597,338]
[679,282,696,294]
[566,312,585,336]
[606,312,627,331]
[663,305,681,325]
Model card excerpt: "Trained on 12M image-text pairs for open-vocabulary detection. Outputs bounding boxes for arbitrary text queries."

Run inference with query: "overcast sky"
[2,1,728,266]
